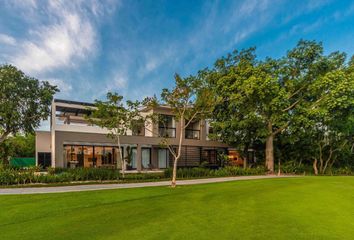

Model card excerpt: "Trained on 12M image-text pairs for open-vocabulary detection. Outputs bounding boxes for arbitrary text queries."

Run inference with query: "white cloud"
[10,3,98,75]
[3,0,119,76]
[0,34,16,45]
[113,75,128,89]
[45,78,73,97]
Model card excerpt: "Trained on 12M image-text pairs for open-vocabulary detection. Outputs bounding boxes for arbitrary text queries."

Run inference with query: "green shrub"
[164,166,267,179]
[0,168,121,185]
[327,167,353,176]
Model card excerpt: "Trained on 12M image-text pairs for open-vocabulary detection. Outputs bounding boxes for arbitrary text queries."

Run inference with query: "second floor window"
[158,114,176,138]
[131,119,145,136]
[185,120,200,140]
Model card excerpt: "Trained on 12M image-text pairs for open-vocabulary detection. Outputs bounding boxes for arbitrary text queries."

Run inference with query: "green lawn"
[0,177,353,240]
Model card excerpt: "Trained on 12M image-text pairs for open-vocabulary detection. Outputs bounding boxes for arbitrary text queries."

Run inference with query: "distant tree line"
[201,40,353,174]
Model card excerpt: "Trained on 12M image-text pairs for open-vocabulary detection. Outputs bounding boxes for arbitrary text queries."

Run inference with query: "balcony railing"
[185,129,200,140]
[158,127,176,138]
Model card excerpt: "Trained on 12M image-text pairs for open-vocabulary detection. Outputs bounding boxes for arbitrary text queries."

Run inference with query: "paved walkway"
[0,175,299,195]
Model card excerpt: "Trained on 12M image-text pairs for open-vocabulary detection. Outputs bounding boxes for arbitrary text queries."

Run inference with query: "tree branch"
[183,111,200,129]
[272,122,290,136]
[0,130,11,144]
[282,98,301,112]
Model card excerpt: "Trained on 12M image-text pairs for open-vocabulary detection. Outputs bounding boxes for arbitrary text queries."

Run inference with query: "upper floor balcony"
[52,99,214,142]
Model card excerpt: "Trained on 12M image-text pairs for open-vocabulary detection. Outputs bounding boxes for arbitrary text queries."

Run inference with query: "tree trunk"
[171,156,179,187]
[243,144,249,169]
[313,158,318,175]
[265,134,274,173]
[171,117,184,188]
[322,147,333,174]
[117,135,124,178]
[277,157,281,176]
[318,143,324,174]
[0,132,10,144]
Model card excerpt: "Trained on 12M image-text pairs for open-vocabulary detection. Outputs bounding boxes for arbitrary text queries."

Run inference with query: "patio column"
[136,144,142,171]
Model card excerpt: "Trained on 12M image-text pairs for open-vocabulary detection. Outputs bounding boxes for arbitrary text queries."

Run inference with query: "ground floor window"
[38,152,51,168]
[64,145,122,168]
[158,149,169,169]
[142,148,151,169]
[201,148,228,167]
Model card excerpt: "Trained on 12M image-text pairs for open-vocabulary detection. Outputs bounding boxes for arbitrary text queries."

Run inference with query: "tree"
[144,74,214,187]
[0,134,35,164]
[0,64,58,144]
[206,40,347,173]
[88,92,141,177]
[294,62,354,174]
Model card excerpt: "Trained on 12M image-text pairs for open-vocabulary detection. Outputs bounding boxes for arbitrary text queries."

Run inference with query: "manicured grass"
[0,177,353,240]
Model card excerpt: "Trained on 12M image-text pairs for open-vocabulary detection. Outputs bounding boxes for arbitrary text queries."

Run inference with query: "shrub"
[0,168,121,185]
[164,166,267,179]
[327,167,353,176]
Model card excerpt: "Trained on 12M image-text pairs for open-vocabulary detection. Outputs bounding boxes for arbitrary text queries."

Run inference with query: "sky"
[1,0,354,129]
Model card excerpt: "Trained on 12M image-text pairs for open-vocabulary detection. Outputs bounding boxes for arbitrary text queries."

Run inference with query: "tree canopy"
[0,64,58,143]
[204,40,354,173]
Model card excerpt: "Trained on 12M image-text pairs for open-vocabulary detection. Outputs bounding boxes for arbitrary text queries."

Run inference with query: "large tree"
[144,74,214,187]
[206,40,348,173]
[0,64,58,144]
[291,58,354,174]
[88,92,141,177]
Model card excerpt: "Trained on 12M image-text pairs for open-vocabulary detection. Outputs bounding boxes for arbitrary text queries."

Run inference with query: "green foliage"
[0,65,58,144]
[164,166,267,179]
[89,92,141,136]
[0,168,121,185]
[0,134,35,163]
[204,40,353,173]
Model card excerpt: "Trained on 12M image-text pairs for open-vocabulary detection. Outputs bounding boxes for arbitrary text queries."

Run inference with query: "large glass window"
[158,149,168,169]
[83,146,94,167]
[185,120,200,140]
[94,146,103,167]
[158,115,176,138]
[142,148,151,169]
[65,145,84,167]
[64,145,125,168]
[131,119,145,136]
[131,148,137,169]
[102,147,114,165]
[38,152,51,168]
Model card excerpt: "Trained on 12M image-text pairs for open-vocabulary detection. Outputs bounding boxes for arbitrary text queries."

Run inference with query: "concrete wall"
[35,131,51,165]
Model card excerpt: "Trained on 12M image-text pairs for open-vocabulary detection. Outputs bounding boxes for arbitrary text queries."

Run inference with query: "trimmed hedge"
[163,166,267,179]
[0,167,121,185]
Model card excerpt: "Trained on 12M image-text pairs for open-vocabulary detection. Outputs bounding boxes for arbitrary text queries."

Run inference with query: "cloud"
[3,0,119,76]
[45,78,73,97]
[0,33,16,45]
[9,2,97,75]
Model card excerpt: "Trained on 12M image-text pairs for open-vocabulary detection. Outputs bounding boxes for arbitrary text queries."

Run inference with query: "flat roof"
[54,99,95,107]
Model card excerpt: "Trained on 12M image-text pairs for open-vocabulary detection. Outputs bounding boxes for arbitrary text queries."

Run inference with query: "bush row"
[276,161,354,175]
[0,168,121,185]
[163,166,267,179]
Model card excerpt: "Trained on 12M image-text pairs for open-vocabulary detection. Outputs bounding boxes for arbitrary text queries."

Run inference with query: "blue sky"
[1,0,354,104]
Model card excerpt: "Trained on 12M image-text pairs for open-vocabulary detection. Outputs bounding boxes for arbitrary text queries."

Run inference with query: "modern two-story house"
[35,99,242,171]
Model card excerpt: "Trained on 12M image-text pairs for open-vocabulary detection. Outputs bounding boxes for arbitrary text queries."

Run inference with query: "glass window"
[131,119,145,136]
[65,145,84,167]
[142,148,151,169]
[103,147,114,166]
[131,148,137,169]
[94,146,103,167]
[158,149,168,169]
[83,146,94,168]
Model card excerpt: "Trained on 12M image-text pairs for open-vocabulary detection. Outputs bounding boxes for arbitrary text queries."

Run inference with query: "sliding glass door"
[142,148,151,169]
[158,149,168,169]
